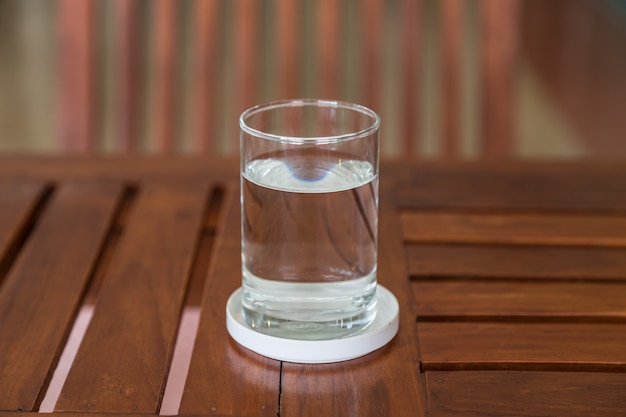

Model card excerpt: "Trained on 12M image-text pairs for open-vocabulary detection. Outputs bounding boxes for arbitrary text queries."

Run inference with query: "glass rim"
[239,99,380,145]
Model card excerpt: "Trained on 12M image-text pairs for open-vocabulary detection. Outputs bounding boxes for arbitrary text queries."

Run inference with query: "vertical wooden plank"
[316,0,340,99]
[56,0,94,153]
[234,0,259,115]
[112,0,140,153]
[180,186,280,416]
[191,0,219,153]
[401,0,421,157]
[280,188,428,416]
[56,181,209,412]
[152,0,177,153]
[362,0,383,114]
[479,0,519,157]
[440,0,462,157]
[276,0,298,100]
[0,183,122,411]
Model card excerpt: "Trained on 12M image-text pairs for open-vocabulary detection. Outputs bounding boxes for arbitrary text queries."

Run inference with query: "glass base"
[226,285,399,363]
[242,299,377,341]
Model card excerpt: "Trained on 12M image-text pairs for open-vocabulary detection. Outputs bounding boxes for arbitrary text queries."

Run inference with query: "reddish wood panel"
[56,0,94,153]
[400,0,421,156]
[280,197,428,417]
[406,244,626,280]
[275,0,299,100]
[152,0,177,152]
[191,0,219,152]
[112,0,139,153]
[0,182,46,282]
[179,186,281,416]
[418,322,626,371]
[386,162,626,212]
[413,280,626,320]
[56,181,210,412]
[0,156,239,182]
[401,211,626,247]
[316,0,340,99]
[426,371,626,417]
[479,0,519,157]
[440,0,462,157]
[523,0,626,157]
[234,0,259,115]
[0,183,121,411]
[362,0,383,114]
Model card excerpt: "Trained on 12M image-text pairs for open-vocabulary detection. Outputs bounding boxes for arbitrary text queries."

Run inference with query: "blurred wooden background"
[0,0,625,158]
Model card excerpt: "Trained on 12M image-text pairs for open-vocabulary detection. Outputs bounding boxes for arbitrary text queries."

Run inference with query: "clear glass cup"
[240,99,380,340]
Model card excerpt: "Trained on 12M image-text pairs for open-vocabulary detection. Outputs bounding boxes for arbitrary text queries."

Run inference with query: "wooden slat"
[362,0,383,113]
[280,191,428,417]
[56,181,209,412]
[112,0,139,153]
[406,244,626,281]
[0,156,239,182]
[56,0,94,153]
[275,0,298,100]
[401,0,421,156]
[234,0,258,115]
[440,0,462,157]
[401,212,626,247]
[426,371,626,417]
[0,182,122,411]
[413,280,626,320]
[0,182,46,283]
[387,162,626,212]
[152,0,177,152]
[418,322,626,371]
[179,185,280,416]
[191,0,219,152]
[479,0,519,157]
[316,0,340,99]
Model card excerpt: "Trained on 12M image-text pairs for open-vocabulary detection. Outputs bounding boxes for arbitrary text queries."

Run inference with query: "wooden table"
[1,157,625,416]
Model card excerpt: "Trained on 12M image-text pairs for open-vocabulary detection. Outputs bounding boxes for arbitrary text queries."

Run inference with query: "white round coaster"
[226,285,399,363]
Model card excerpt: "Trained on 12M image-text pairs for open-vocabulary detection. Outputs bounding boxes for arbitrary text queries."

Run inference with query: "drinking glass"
[240,99,380,340]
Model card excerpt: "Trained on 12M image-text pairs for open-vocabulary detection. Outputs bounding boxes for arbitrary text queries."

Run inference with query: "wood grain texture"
[387,161,626,212]
[179,185,280,416]
[401,211,626,247]
[407,244,626,281]
[0,182,121,411]
[418,322,626,371]
[0,182,47,285]
[280,188,428,417]
[413,280,626,321]
[56,181,210,412]
[426,371,626,417]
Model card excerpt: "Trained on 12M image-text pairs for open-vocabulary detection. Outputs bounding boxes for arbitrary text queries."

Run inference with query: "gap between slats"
[38,185,137,413]
[0,185,54,290]
[37,185,224,414]
[401,211,626,247]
